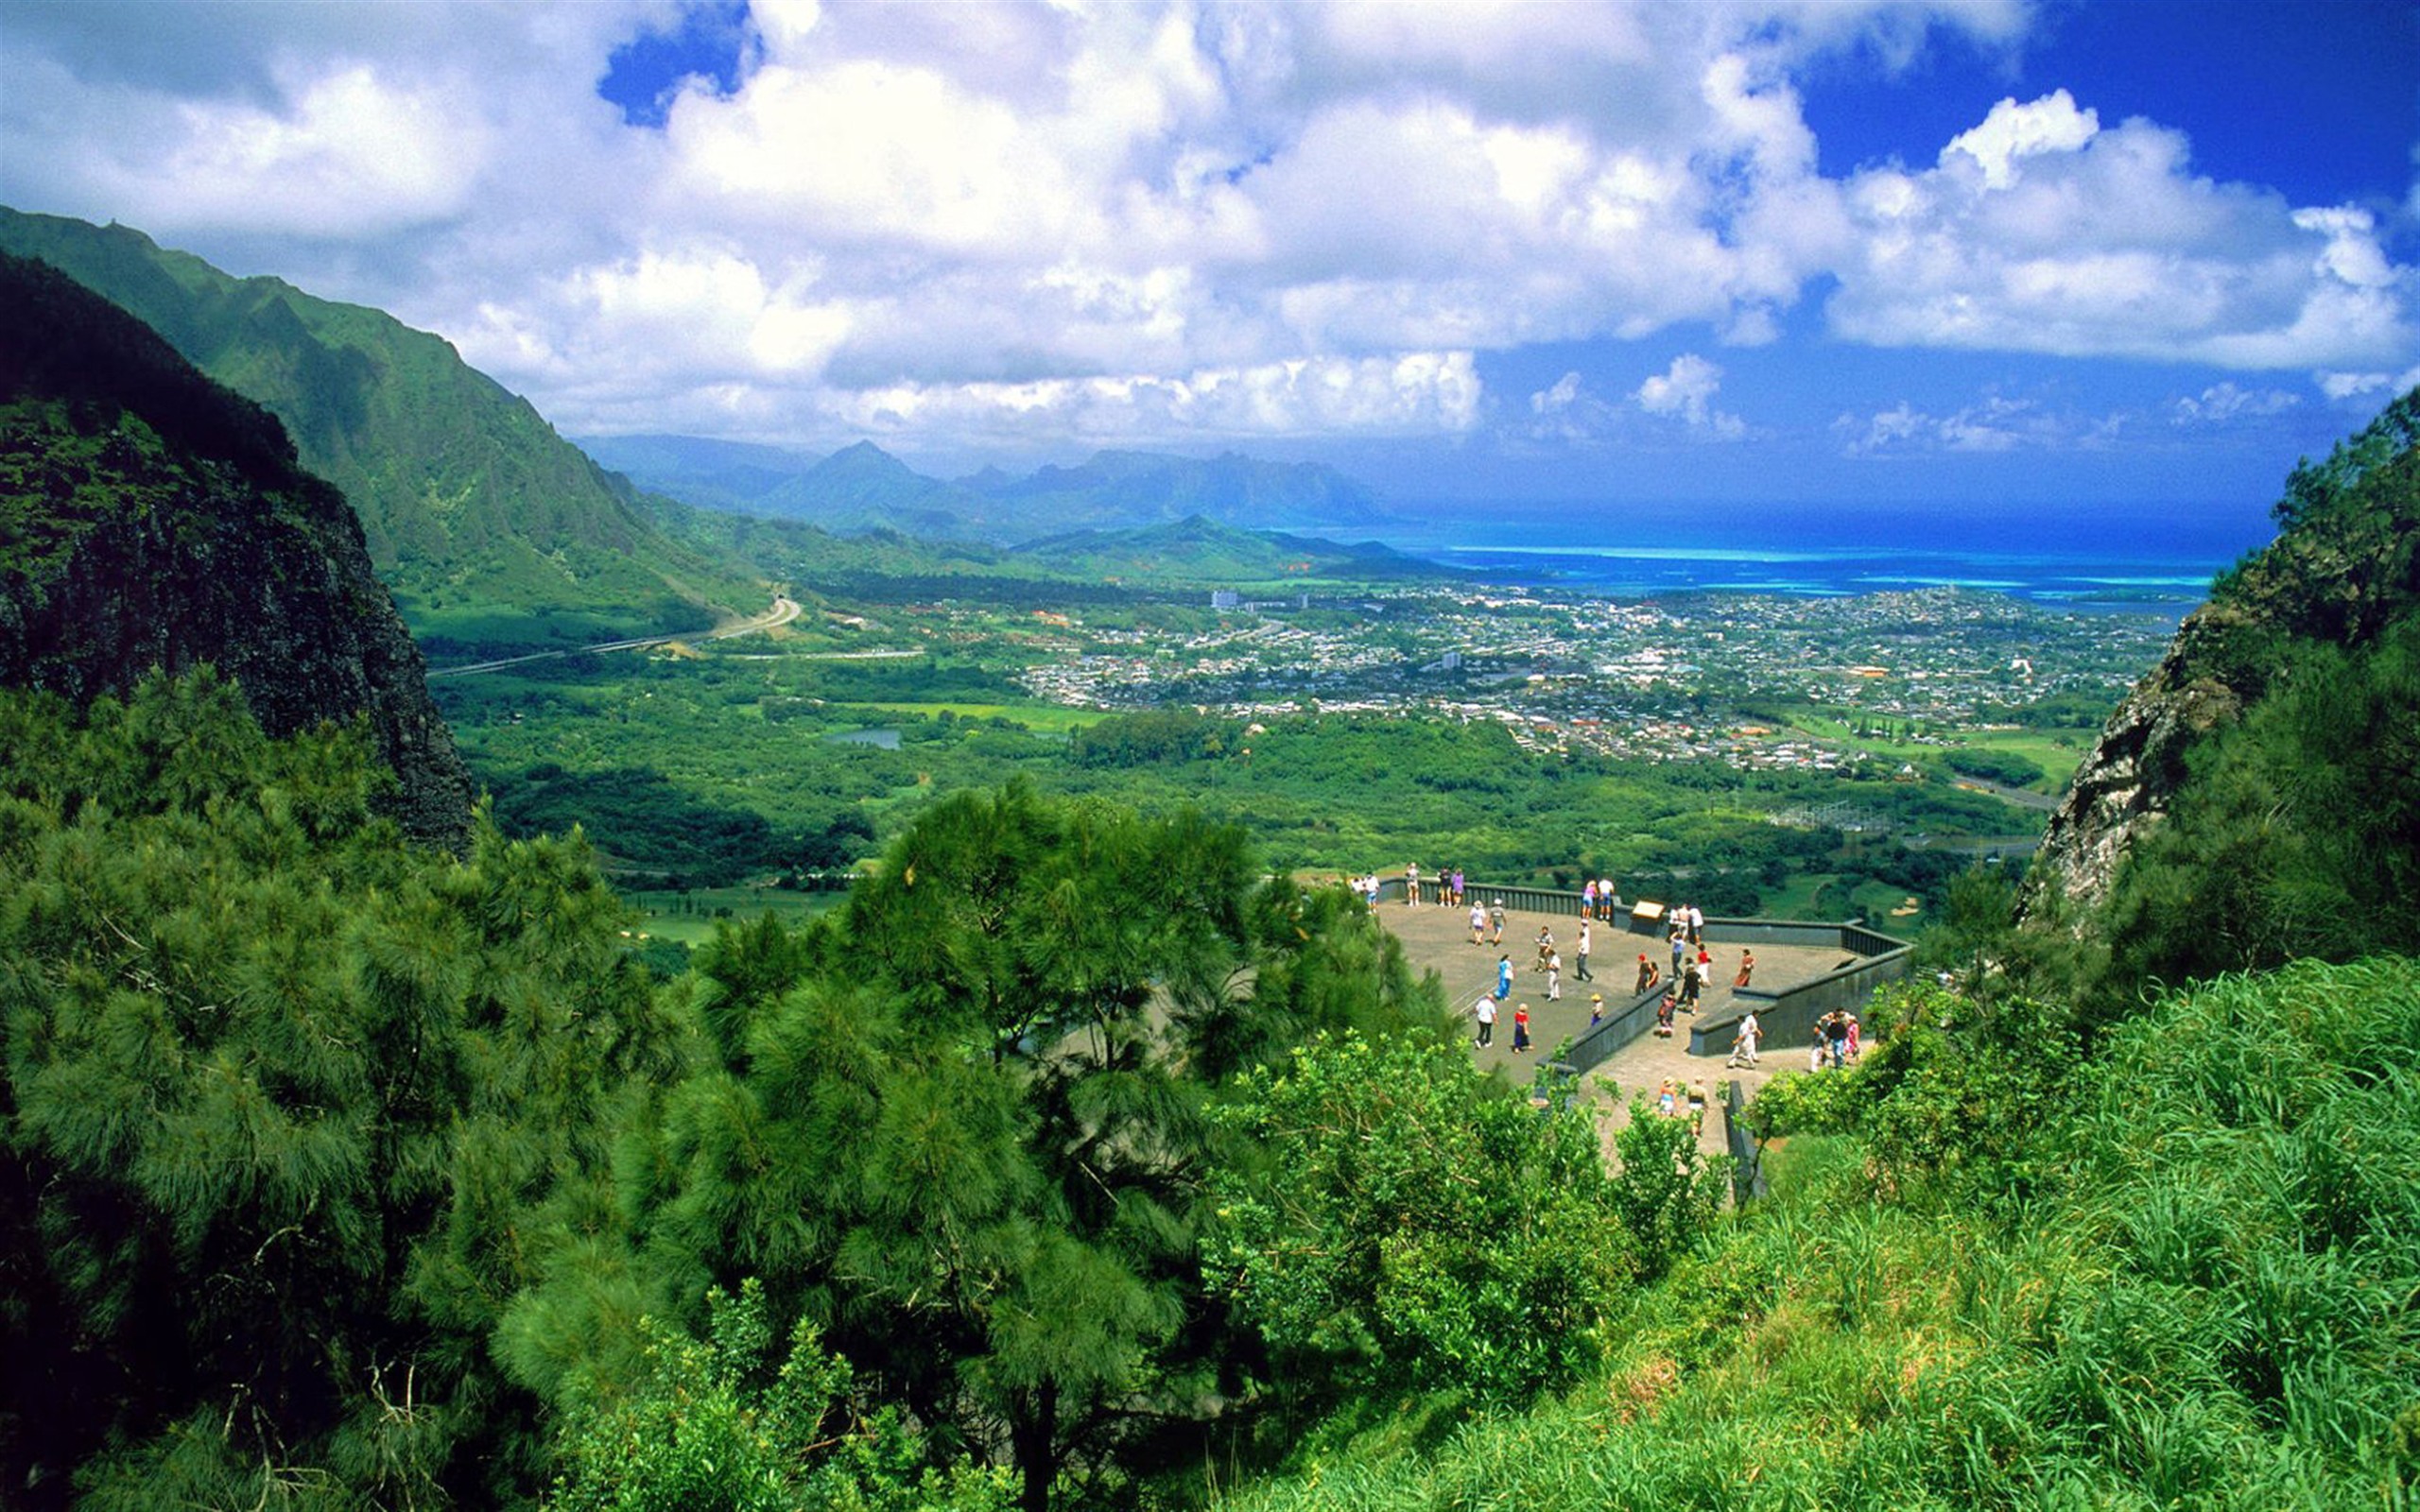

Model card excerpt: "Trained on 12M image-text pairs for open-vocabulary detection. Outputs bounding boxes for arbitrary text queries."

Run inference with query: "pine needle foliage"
[0,672,675,1510]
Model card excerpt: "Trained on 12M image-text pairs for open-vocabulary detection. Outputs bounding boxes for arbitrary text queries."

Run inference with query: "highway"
[424,595,800,679]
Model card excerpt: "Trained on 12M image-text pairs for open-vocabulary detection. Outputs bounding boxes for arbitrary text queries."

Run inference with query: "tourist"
[1534,924,1555,972]
[1575,918,1593,981]
[1405,862,1420,906]
[1679,953,1702,1011]
[1658,1079,1679,1118]
[1687,902,1704,943]
[1474,994,1497,1047]
[1468,898,1487,944]
[1546,949,1562,1000]
[1808,1022,1826,1073]
[1588,992,1604,1027]
[1735,950,1755,988]
[1496,954,1513,1003]
[1512,1003,1531,1054]
[1727,1008,1761,1068]
[1845,1009,1862,1062]
[1634,953,1656,992]
[1654,991,1676,1037]
[1686,1079,1708,1135]
[1582,878,1597,919]
[1824,1010,1849,1069]
[1669,927,1686,981]
[1489,898,1507,945]
[1451,868,1466,907]
[1599,877,1618,919]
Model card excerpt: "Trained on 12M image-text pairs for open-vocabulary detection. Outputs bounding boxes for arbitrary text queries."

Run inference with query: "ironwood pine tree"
[0,671,676,1510]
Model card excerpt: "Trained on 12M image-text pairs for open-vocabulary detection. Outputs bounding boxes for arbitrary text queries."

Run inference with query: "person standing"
[1582,878,1598,920]
[1687,902,1704,944]
[1599,878,1618,919]
[1546,950,1563,1001]
[1575,919,1593,981]
[1635,953,1656,992]
[1451,868,1466,907]
[1405,862,1420,906]
[1728,1008,1761,1068]
[1588,992,1604,1027]
[1679,952,1703,1011]
[1475,994,1497,1047]
[1824,1010,1849,1069]
[1669,927,1686,982]
[1512,1002,1531,1054]
[1468,899,1488,944]
[1734,950,1755,988]
[1497,954,1513,1004]
[1845,1009,1862,1062]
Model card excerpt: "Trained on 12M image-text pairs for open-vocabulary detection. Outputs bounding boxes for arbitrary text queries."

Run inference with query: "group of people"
[1398,863,1468,908]
[1807,1008,1861,1071]
[1655,1076,1710,1133]
[1471,993,1531,1053]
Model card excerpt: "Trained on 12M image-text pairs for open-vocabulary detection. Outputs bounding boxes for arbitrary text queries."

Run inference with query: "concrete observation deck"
[1374,891,1910,1164]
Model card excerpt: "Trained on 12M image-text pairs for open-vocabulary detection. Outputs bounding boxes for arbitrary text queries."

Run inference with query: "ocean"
[1340,500,2273,618]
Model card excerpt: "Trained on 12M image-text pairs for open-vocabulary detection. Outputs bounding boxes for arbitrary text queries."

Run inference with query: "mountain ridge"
[0,208,762,654]
[0,249,473,847]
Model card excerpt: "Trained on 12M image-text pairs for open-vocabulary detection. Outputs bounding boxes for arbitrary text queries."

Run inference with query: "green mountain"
[969,447,1389,536]
[585,432,1392,543]
[0,249,472,846]
[1011,513,1457,585]
[0,208,763,657]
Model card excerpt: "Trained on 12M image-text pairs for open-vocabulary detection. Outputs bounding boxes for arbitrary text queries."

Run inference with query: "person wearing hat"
[1588,992,1604,1027]
[1634,954,1657,992]
[1512,1003,1532,1053]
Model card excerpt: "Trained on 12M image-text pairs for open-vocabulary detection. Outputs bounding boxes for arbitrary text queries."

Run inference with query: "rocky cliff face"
[2021,608,2251,919]
[2022,390,2420,922]
[1,251,473,849]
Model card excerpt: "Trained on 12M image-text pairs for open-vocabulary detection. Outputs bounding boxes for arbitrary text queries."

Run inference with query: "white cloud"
[1834,393,2121,455]
[2170,383,2300,425]
[2,0,2411,463]
[1828,94,2417,371]
[1634,353,1746,438]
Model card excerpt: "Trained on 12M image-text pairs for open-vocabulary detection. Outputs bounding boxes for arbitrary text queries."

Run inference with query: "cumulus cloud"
[1827,93,2416,371]
[1634,354,1746,438]
[1,0,2411,463]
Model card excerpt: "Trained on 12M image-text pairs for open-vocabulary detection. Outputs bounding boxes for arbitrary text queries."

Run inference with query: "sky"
[3,0,2417,524]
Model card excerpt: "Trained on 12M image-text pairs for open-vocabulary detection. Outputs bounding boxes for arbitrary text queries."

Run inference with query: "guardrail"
[1398,876,1912,1075]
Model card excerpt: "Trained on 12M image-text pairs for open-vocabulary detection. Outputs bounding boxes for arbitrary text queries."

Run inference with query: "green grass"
[617,885,846,947]
[1213,957,2420,1512]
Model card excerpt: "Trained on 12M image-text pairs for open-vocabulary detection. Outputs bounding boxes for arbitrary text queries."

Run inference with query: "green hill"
[0,249,472,846]
[0,208,764,658]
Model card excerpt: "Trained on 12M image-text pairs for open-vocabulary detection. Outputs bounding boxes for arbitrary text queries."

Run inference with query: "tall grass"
[1219,956,2420,1511]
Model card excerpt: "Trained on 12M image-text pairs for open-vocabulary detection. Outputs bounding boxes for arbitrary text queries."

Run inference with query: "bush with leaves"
[1207,1035,1720,1410]
[546,1279,1010,1512]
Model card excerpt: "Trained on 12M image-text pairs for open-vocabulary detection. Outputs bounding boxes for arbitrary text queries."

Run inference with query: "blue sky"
[2,1,2414,527]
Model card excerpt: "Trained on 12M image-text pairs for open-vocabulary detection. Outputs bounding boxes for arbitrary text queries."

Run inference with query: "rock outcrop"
[0,250,473,849]
[2022,388,2420,921]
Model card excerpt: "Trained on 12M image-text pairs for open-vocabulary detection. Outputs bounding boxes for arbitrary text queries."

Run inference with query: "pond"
[824,727,902,749]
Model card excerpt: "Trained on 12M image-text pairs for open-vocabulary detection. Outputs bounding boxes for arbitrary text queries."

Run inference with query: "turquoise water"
[1334,501,2270,614]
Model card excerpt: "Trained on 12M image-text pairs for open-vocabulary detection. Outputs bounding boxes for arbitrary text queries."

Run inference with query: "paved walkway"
[1375,898,1843,1161]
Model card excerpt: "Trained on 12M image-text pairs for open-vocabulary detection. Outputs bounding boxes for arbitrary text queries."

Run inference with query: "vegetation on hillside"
[0,209,762,653]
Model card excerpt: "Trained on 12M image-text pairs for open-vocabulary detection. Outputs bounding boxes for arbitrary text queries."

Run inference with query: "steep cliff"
[0,250,473,848]
[2023,389,2420,920]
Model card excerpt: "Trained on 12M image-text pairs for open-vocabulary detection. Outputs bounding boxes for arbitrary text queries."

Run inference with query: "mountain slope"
[2024,387,2420,931]
[0,208,761,655]
[587,432,1392,542]
[0,249,472,847]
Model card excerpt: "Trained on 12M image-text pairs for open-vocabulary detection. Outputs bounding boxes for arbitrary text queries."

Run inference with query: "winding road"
[424,595,801,679]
